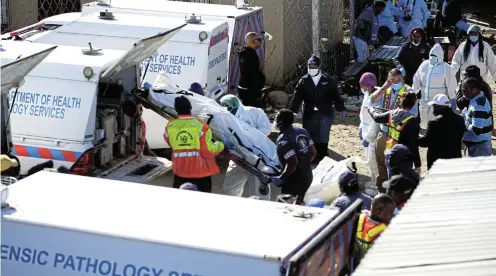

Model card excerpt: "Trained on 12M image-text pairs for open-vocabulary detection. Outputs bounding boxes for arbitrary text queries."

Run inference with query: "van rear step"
[98,155,172,183]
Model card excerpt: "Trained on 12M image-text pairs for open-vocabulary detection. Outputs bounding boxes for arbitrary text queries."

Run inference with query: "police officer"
[291,55,346,163]
[163,96,225,193]
[269,109,317,205]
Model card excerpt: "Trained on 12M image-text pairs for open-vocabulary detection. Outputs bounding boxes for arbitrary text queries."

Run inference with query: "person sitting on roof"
[383,174,418,215]
[356,194,396,253]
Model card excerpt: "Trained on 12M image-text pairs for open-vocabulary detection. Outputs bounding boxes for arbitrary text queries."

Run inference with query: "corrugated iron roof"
[353,157,496,276]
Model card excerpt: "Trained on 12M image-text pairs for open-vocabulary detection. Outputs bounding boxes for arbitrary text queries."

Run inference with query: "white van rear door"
[99,155,172,183]
[101,24,186,80]
[1,46,57,93]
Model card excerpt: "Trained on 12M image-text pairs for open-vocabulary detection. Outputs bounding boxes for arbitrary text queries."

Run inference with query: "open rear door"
[1,45,57,154]
[282,200,363,276]
[97,24,185,183]
[1,45,57,94]
[101,24,186,80]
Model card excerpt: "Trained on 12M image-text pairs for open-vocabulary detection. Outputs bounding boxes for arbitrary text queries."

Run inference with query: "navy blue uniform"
[276,126,314,202]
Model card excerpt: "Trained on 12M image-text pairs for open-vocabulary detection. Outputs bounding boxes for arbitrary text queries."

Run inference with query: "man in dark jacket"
[385,144,420,183]
[419,94,466,169]
[237,32,266,108]
[369,93,421,174]
[393,28,431,85]
[351,0,387,62]
[291,55,347,162]
[442,0,469,34]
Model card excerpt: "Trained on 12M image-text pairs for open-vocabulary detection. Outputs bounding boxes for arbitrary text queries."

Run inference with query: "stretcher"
[131,75,282,188]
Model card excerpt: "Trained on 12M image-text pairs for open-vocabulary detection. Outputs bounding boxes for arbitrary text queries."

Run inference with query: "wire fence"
[1,0,360,93]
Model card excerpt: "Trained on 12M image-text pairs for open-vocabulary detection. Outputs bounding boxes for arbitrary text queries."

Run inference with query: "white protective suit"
[413,43,457,129]
[397,0,431,37]
[222,103,272,200]
[359,93,380,187]
[451,40,496,83]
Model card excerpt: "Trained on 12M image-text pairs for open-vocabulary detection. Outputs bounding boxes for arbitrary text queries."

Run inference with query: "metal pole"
[312,0,320,56]
[349,0,355,61]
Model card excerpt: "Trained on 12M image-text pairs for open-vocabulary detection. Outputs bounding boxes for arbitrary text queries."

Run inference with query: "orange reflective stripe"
[356,212,387,252]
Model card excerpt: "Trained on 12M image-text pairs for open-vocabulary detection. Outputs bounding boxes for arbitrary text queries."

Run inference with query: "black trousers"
[238,87,263,108]
[173,175,212,193]
[281,169,313,204]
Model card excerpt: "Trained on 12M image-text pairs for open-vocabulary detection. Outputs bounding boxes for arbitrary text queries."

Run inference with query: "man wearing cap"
[383,175,418,215]
[352,0,387,62]
[419,94,466,169]
[237,32,266,108]
[331,170,372,214]
[385,144,420,183]
[452,25,496,83]
[164,96,225,192]
[291,55,346,163]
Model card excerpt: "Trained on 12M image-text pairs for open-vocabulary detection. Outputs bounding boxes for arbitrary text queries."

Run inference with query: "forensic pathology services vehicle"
[8,11,230,150]
[0,26,184,181]
[1,171,362,276]
[81,0,266,93]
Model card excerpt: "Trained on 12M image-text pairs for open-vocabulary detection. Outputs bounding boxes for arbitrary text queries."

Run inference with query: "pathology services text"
[1,245,202,276]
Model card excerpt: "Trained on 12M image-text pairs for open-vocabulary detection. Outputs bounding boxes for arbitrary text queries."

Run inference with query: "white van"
[9,12,229,150]
[82,0,265,93]
[1,171,361,276]
[0,28,182,181]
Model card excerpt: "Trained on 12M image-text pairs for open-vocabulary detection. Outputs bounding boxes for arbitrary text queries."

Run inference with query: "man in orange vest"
[368,93,421,177]
[164,96,225,193]
[356,194,396,253]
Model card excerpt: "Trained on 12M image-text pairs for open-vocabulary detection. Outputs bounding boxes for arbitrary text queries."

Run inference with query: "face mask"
[412,41,420,46]
[308,68,320,76]
[391,83,403,90]
[429,56,438,65]
[361,88,369,94]
[469,35,479,43]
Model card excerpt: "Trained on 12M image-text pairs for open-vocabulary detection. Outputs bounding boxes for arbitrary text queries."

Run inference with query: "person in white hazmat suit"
[358,72,381,196]
[451,25,496,83]
[397,0,431,37]
[220,95,272,199]
[413,43,457,130]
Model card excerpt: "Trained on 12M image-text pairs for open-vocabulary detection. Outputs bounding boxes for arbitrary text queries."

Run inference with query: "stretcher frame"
[132,89,276,187]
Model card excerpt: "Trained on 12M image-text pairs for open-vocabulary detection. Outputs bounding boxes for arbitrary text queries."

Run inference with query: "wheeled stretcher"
[131,80,282,187]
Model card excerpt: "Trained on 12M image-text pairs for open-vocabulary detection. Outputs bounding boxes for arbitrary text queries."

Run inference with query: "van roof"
[39,12,227,45]
[4,171,339,260]
[0,41,125,82]
[84,0,262,18]
[41,12,81,25]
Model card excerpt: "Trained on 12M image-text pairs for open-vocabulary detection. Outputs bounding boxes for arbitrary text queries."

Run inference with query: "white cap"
[428,94,450,107]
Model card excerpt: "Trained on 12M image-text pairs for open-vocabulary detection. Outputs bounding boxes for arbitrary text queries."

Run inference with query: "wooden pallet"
[369,46,400,62]
[385,36,408,47]
[342,61,368,79]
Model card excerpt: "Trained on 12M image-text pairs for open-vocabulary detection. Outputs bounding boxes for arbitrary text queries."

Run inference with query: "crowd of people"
[160,5,494,256]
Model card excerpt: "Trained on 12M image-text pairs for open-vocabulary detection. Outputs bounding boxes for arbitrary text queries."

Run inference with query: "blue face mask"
[469,35,479,43]
[429,56,438,65]
[391,83,403,90]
